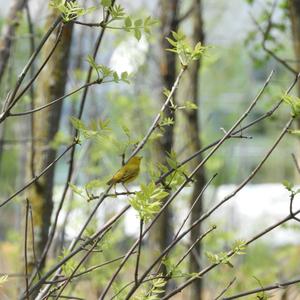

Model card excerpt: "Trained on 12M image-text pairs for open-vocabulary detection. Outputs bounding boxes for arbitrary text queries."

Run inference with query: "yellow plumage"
[107,156,142,186]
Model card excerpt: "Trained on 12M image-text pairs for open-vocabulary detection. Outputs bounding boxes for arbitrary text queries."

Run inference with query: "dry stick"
[214,277,236,300]
[0,141,76,208]
[162,201,300,299]
[99,70,274,300]
[10,79,102,117]
[124,116,293,299]
[24,199,30,300]
[134,219,144,285]
[0,17,61,122]
[223,277,300,300]
[24,205,129,299]
[27,3,116,289]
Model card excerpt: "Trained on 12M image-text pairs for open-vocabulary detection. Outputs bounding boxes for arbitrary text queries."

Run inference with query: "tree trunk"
[183,1,206,299]
[0,0,26,170]
[289,0,300,87]
[26,11,73,275]
[150,0,179,278]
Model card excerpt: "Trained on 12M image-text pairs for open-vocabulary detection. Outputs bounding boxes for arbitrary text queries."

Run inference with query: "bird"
[107,156,142,192]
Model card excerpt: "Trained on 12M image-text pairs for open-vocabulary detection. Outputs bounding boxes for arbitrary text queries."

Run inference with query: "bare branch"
[214,277,236,300]
[223,277,300,299]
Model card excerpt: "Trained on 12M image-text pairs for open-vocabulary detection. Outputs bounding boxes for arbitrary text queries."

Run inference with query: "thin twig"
[126,116,293,299]
[134,219,144,285]
[24,198,30,300]
[0,141,77,208]
[174,173,217,240]
[250,2,297,75]
[0,17,61,122]
[25,204,129,299]
[10,79,101,116]
[223,277,300,299]
[214,277,236,300]
[44,253,137,284]
[28,203,40,279]
[291,153,300,175]
[289,192,300,222]
[8,23,64,110]
[128,65,187,160]
[174,226,217,269]
[53,231,108,300]
[161,207,300,300]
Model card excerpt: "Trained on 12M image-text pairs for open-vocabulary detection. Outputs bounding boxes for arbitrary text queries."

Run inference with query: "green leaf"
[134,28,142,41]
[69,182,84,197]
[282,180,294,191]
[134,19,143,27]
[185,101,198,110]
[101,0,112,7]
[124,16,132,28]
[70,116,86,131]
[85,179,102,190]
[121,71,130,83]
[129,182,168,222]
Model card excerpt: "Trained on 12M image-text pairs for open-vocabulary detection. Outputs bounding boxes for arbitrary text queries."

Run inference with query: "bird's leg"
[122,183,130,194]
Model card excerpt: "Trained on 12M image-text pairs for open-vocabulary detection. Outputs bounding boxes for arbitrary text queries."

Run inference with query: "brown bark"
[183,1,206,299]
[26,11,73,275]
[289,0,300,89]
[150,0,179,276]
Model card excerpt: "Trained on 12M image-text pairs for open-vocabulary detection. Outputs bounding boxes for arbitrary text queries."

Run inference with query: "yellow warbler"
[107,156,142,187]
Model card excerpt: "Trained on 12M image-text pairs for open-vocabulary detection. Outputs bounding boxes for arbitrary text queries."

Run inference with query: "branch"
[99,70,275,299]
[214,277,236,300]
[134,219,144,285]
[9,79,101,117]
[223,277,300,299]
[128,65,187,160]
[156,70,300,186]
[161,206,300,299]
[24,198,30,300]
[24,204,129,299]
[0,141,77,208]
[0,17,62,122]
[250,2,297,75]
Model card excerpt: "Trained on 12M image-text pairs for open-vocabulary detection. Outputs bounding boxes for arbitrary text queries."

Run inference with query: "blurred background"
[1,0,300,299]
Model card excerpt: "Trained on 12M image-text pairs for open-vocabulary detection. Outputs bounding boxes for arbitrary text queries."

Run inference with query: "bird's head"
[129,156,143,165]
